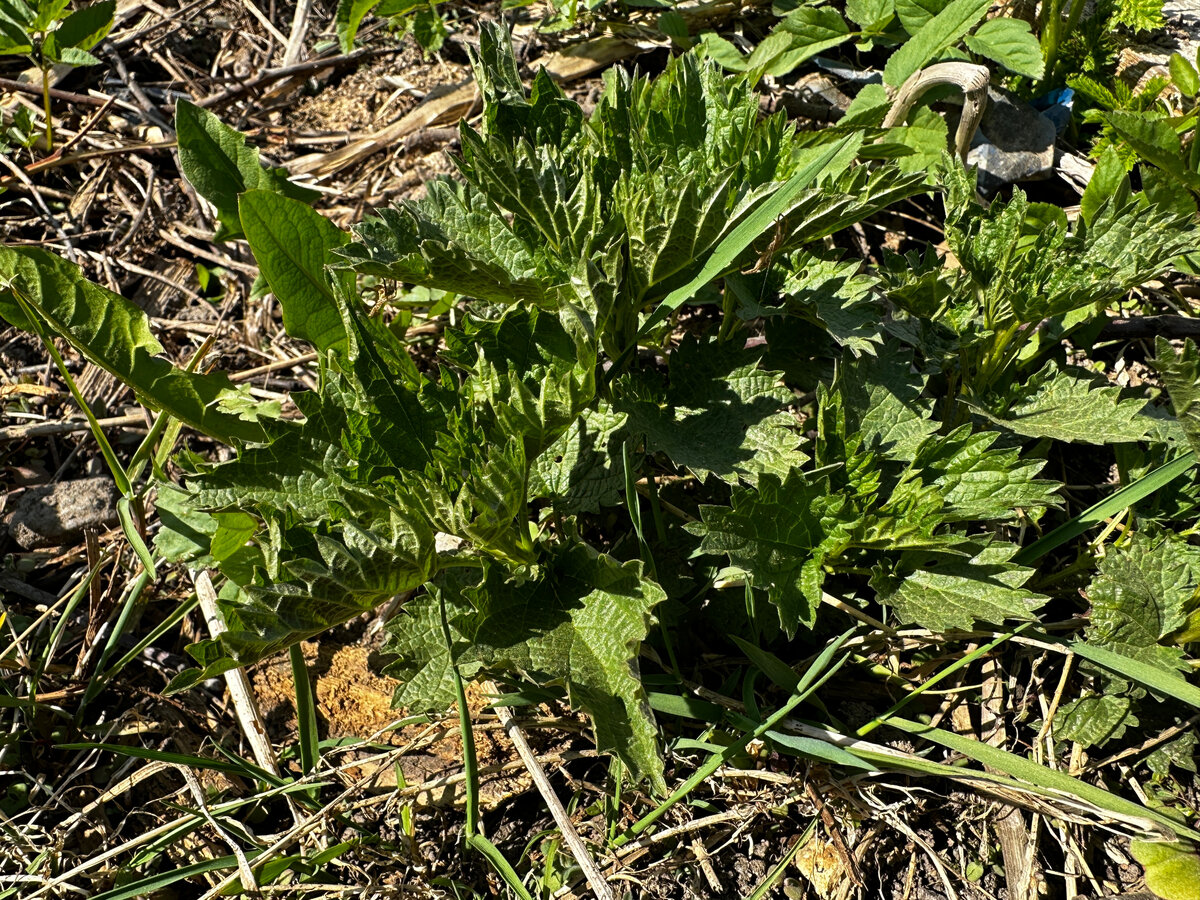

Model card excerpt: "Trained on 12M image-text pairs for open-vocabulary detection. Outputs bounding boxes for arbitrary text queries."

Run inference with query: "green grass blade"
[1068,640,1200,709]
[1015,451,1196,564]
[55,742,287,788]
[745,819,816,900]
[79,569,152,709]
[884,716,1200,842]
[116,497,158,579]
[616,628,856,846]
[467,834,536,900]
[857,625,1027,736]
[289,642,320,795]
[96,594,199,685]
[90,852,262,900]
[636,133,860,339]
[13,285,131,497]
[730,635,802,693]
[0,246,270,444]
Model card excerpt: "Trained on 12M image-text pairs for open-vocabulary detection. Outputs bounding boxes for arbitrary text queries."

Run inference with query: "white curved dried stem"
[882,62,990,162]
[191,569,281,780]
[484,680,615,900]
[180,765,258,892]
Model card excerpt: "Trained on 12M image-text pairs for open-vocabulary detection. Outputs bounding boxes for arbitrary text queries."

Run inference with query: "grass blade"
[1069,640,1200,709]
[636,133,860,339]
[90,852,262,900]
[616,628,856,846]
[55,742,286,787]
[745,819,816,900]
[289,643,320,791]
[884,716,1200,842]
[1015,450,1196,564]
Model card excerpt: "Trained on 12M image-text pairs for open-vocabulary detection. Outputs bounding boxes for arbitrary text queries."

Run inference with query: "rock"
[966,86,1058,193]
[2,477,120,549]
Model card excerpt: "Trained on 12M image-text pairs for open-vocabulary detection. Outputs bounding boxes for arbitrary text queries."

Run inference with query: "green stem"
[438,593,534,899]
[78,568,153,711]
[12,286,130,497]
[41,61,52,151]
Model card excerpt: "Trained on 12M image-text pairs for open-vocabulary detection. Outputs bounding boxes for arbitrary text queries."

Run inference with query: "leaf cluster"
[4,22,1200,799]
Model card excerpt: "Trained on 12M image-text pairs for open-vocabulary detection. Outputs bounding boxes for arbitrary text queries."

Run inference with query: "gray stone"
[2,477,119,549]
[966,86,1057,193]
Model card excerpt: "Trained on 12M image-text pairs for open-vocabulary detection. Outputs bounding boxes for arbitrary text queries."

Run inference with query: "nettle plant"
[3,24,1200,813]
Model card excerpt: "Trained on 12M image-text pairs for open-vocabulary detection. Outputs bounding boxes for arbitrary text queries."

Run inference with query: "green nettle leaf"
[912,426,1062,522]
[175,100,320,240]
[693,471,851,634]
[382,581,478,714]
[1146,729,1199,775]
[1079,147,1131,228]
[1129,841,1200,900]
[871,542,1046,630]
[405,436,534,563]
[980,362,1159,444]
[1154,337,1200,455]
[53,0,114,50]
[823,344,937,463]
[769,252,884,353]
[169,514,437,690]
[0,246,270,444]
[239,190,351,354]
[346,34,921,364]
[1104,111,1200,194]
[344,180,557,307]
[455,547,667,790]
[618,337,805,486]
[1054,694,1139,748]
[529,403,629,513]
[963,17,1044,79]
[1085,533,1200,672]
[1111,0,1165,32]
[446,305,597,461]
[883,0,990,87]
[946,178,1197,325]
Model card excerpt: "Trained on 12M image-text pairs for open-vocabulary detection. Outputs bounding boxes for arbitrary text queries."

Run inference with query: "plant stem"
[41,63,52,151]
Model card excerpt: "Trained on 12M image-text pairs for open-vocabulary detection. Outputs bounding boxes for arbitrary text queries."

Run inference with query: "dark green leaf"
[964,17,1043,79]
[979,363,1159,444]
[1084,533,1200,672]
[1154,337,1200,455]
[871,542,1045,630]
[175,99,319,240]
[884,0,990,86]
[1171,51,1200,97]
[617,337,805,485]
[0,246,270,443]
[53,0,113,49]
[239,190,350,354]
[334,0,382,53]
